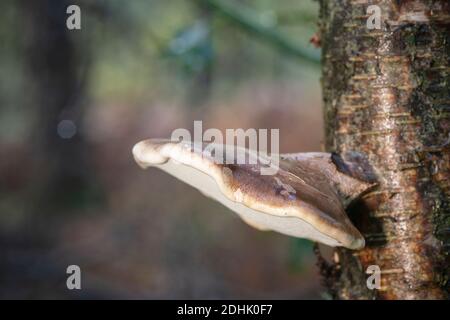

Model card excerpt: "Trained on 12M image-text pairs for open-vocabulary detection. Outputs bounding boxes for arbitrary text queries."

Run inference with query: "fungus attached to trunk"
[132,139,375,250]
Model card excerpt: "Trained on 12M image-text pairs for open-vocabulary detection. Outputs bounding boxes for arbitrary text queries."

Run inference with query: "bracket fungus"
[132,139,375,250]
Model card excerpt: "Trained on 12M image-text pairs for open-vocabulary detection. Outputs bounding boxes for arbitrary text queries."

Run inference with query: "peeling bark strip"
[319,0,450,299]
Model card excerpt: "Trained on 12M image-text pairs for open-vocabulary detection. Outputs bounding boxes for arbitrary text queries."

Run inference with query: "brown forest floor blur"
[1,81,324,299]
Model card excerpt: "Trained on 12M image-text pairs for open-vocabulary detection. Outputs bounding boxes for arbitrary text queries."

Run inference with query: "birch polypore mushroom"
[132,139,374,250]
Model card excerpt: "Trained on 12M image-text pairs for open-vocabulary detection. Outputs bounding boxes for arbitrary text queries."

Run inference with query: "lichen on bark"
[319,0,449,299]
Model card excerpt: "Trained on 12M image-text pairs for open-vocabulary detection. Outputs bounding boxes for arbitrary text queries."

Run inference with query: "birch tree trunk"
[318,0,449,299]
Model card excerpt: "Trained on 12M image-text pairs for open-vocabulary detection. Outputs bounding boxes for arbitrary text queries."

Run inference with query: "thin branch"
[201,0,321,67]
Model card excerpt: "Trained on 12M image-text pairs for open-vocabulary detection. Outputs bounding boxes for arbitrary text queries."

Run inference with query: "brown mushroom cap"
[132,139,369,249]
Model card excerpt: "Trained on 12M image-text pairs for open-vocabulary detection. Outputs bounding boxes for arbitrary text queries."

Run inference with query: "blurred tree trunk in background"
[318,0,449,299]
[21,0,91,217]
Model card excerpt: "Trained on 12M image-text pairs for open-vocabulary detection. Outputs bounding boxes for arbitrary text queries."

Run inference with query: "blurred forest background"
[0,0,326,298]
